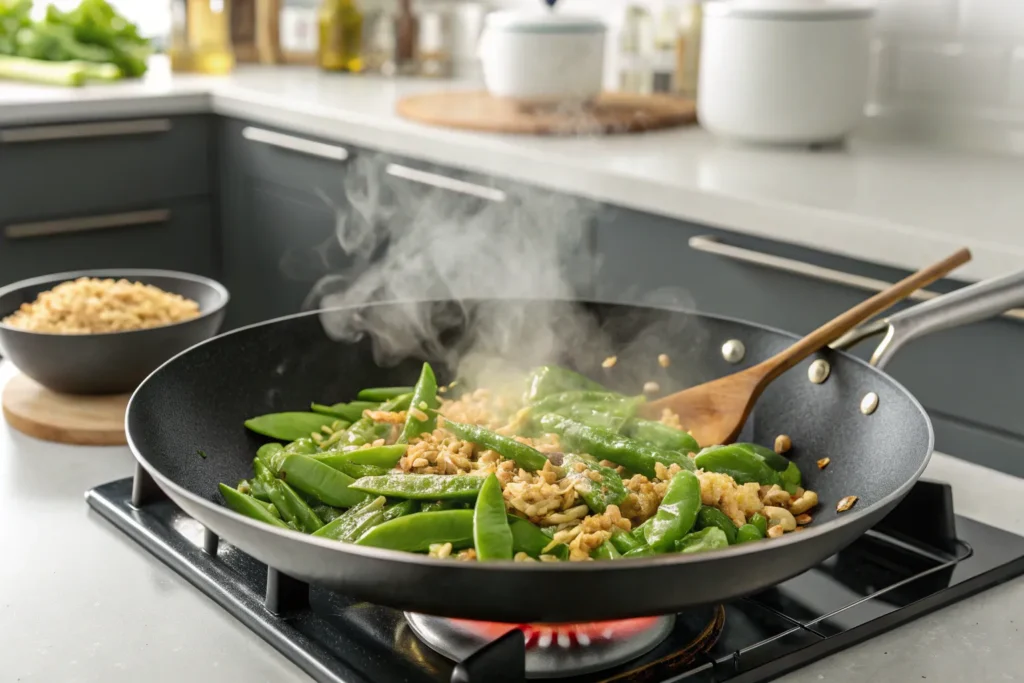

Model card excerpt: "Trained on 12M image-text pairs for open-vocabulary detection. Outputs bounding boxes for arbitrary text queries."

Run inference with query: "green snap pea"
[244,412,340,442]
[355,510,475,552]
[749,512,769,537]
[350,473,484,501]
[266,479,324,533]
[253,456,275,483]
[631,518,652,544]
[695,506,738,545]
[444,419,549,472]
[358,386,415,402]
[219,483,289,529]
[474,474,513,561]
[421,500,471,513]
[540,414,694,478]
[318,445,407,469]
[626,419,700,455]
[734,442,791,472]
[591,540,622,560]
[736,524,764,544]
[623,546,656,559]
[284,437,319,455]
[311,400,381,422]
[531,390,630,415]
[555,405,629,432]
[256,442,283,467]
[507,516,567,559]
[278,454,368,508]
[644,469,701,553]
[324,461,390,479]
[398,363,440,443]
[249,478,273,502]
[312,496,387,541]
[312,504,346,523]
[780,461,802,495]
[524,365,606,403]
[383,499,420,521]
[609,527,644,554]
[693,445,781,486]
[561,453,628,514]
[675,527,730,554]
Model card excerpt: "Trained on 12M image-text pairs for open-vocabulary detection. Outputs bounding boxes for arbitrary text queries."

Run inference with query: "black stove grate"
[86,469,1024,683]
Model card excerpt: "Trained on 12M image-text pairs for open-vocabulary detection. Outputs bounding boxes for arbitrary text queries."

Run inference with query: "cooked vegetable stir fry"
[220,362,820,561]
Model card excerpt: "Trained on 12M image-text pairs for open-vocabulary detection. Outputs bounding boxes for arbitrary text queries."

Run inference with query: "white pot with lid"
[478,9,606,104]
[698,0,877,145]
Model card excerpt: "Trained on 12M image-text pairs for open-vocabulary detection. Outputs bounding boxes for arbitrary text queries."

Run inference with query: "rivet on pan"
[721,339,745,364]
[860,392,879,415]
[808,359,831,384]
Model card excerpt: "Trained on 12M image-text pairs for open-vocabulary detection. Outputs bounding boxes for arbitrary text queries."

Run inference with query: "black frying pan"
[124,270,1024,623]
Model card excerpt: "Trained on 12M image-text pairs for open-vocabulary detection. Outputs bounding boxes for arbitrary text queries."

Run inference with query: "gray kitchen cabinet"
[594,206,1024,476]
[0,115,212,223]
[0,198,216,285]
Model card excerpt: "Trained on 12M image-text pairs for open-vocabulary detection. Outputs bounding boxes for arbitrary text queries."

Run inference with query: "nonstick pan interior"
[126,300,933,622]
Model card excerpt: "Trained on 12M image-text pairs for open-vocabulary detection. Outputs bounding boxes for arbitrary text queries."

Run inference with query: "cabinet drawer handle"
[0,119,172,144]
[385,163,507,203]
[688,235,1024,322]
[5,209,171,240]
[242,126,349,161]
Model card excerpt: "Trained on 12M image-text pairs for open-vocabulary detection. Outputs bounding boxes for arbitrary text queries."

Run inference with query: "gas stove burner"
[404,612,682,678]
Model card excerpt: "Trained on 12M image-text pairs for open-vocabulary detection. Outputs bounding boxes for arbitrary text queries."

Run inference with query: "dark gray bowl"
[0,269,229,395]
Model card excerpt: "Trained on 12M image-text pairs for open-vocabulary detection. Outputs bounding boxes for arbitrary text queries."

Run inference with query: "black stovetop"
[87,471,1024,683]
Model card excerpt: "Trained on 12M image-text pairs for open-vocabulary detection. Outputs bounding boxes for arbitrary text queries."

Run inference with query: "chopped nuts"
[767,525,785,538]
[763,506,797,531]
[788,490,818,515]
[795,513,813,525]
[658,353,671,368]
[643,381,661,394]
[602,355,618,368]
[836,495,859,513]
[817,457,830,470]
[311,432,323,443]
[793,526,808,533]
[774,434,792,454]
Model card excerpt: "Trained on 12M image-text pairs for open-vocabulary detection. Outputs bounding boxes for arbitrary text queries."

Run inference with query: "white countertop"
[1,361,1022,682]
[1,60,1023,283]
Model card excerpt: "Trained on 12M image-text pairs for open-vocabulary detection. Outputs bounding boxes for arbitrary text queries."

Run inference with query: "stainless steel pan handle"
[834,268,1024,370]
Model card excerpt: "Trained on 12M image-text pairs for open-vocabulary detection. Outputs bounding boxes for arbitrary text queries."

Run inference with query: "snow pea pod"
[383,499,420,521]
[422,500,470,513]
[445,419,548,472]
[610,527,644,555]
[555,405,629,432]
[313,504,346,523]
[219,483,289,529]
[358,386,415,402]
[355,510,475,552]
[474,474,513,561]
[631,518,652,544]
[311,400,380,422]
[675,527,729,554]
[324,461,390,479]
[256,443,283,468]
[312,496,387,541]
[253,456,275,483]
[749,512,769,537]
[693,445,781,486]
[780,461,802,495]
[625,419,700,455]
[623,546,656,559]
[249,477,273,502]
[695,505,738,545]
[318,445,407,468]
[591,540,622,560]
[398,363,440,443]
[736,524,764,544]
[531,390,630,414]
[524,365,607,403]
[350,473,484,501]
[733,443,791,472]
[644,469,701,553]
[266,479,324,533]
[244,412,341,442]
[507,516,568,559]
[561,453,627,514]
[539,414,694,478]
[278,454,368,508]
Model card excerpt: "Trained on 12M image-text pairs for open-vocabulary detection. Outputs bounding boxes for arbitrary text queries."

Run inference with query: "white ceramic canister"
[698,0,877,145]
[478,9,607,104]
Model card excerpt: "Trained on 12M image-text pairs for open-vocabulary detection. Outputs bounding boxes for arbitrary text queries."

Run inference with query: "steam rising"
[288,151,703,391]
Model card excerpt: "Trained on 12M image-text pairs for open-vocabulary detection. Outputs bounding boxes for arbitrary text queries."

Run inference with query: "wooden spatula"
[638,247,972,448]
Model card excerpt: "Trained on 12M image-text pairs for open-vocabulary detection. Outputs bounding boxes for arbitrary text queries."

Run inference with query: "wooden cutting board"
[396,91,698,136]
[2,373,129,446]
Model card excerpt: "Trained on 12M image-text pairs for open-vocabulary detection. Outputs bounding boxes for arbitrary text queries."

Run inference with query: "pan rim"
[0,268,230,337]
[125,298,935,573]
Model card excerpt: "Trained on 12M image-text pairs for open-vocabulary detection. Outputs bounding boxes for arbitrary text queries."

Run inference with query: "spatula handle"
[759,247,972,382]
